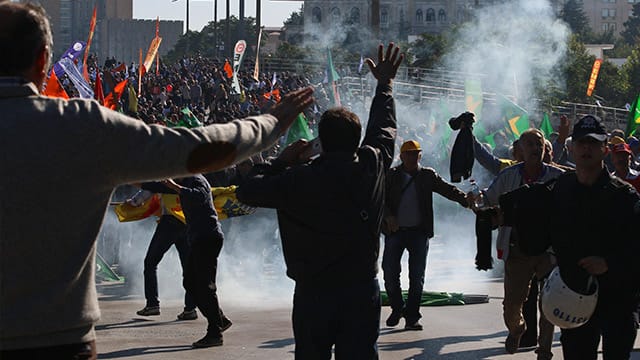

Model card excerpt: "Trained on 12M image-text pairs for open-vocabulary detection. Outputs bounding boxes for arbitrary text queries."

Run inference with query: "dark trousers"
[382,228,430,322]
[1,340,96,360]
[143,215,195,310]
[292,278,380,360]
[183,235,225,335]
[560,301,637,360]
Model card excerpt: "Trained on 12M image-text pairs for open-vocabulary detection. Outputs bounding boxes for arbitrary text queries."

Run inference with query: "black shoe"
[192,333,223,348]
[220,316,232,332]
[177,309,198,320]
[386,310,403,327]
[505,333,523,354]
[404,320,423,331]
[136,306,160,316]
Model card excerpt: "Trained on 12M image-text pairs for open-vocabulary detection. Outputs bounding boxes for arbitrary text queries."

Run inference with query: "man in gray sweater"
[0,3,313,358]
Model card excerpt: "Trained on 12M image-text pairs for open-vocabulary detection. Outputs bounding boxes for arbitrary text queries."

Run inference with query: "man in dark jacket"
[382,140,469,330]
[237,43,403,359]
[142,175,232,348]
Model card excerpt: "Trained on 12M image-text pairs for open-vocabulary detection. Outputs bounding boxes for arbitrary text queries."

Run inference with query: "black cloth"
[237,83,396,288]
[474,208,496,271]
[449,126,474,183]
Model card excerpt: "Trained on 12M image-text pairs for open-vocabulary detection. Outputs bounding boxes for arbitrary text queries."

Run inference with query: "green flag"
[498,94,530,140]
[285,113,313,146]
[96,252,123,282]
[626,93,640,137]
[326,47,341,106]
[180,107,202,128]
[539,113,554,139]
[464,79,483,123]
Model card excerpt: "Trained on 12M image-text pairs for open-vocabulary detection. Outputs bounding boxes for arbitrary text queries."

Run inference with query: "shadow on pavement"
[96,319,180,331]
[379,330,514,360]
[259,337,295,349]
[99,345,193,358]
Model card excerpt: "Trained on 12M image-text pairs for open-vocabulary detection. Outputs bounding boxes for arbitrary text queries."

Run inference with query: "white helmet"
[541,266,598,329]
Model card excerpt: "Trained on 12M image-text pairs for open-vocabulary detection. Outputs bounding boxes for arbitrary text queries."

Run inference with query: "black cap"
[571,115,607,142]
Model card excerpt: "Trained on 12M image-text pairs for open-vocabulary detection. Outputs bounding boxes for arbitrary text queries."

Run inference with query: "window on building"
[609,23,616,30]
[416,9,423,22]
[426,8,435,22]
[312,7,322,24]
[438,9,446,22]
[331,7,341,23]
[610,9,616,17]
[381,8,388,24]
[351,7,360,24]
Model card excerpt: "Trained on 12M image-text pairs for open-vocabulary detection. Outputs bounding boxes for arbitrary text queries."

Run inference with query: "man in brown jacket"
[382,140,469,330]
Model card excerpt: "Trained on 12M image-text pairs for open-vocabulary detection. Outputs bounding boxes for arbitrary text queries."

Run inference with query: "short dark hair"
[0,2,53,76]
[318,107,362,153]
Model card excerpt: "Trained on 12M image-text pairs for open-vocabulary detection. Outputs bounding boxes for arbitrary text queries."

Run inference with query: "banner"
[223,60,233,79]
[57,57,94,99]
[103,79,128,110]
[539,113,553,139]
[82,6,97,83]
[285,113,313,146]
[53,41,86,78]
[231,40,247,94]
[586,58,602,97]
[142,37,162,77]
[253,27,263,81]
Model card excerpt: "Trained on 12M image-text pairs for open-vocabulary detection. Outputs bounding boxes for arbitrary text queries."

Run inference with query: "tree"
[620,46,640,101]
[165,16,259,62]
[408,33,448,69]
[561,35,594,103]
[621,3,640,46]
[560,0,592,41]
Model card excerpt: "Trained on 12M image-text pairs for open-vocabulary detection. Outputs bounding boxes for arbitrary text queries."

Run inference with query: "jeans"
[293,278,380,360]
[183,234,226,335]
[143,215,195,310]
[382,228,430,323]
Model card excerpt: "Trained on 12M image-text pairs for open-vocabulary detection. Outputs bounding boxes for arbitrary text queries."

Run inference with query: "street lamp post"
[171,0,189,34]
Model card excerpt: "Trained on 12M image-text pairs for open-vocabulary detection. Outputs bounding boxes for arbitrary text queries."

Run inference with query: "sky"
[133,0,303,32]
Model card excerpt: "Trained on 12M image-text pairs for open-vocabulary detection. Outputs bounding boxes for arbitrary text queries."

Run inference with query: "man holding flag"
[0,2,313,357]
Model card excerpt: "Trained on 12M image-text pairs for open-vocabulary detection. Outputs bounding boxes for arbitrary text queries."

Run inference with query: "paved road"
[94,238,640,359]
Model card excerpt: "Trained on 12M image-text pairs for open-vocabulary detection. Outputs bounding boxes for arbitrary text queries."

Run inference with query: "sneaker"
[177,309,198,320]
[404,320,423,331]
[220,315,232,332]
[505,333,523,354]
[192,333,223,348]
[136,306,160,316]
[386,310,404,327]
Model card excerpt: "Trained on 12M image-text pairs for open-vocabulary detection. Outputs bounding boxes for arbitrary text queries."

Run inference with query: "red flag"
[95,70,105,104]
[82,6,97,83]
[103,79,128,110]
[223,60,233,79]
[42,69,69,99]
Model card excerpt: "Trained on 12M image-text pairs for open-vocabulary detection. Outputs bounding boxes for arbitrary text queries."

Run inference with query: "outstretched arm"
[361,43,404,169]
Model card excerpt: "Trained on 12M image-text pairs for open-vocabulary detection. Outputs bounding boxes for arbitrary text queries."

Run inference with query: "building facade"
[302,0,637,40]
[29,0,183,64]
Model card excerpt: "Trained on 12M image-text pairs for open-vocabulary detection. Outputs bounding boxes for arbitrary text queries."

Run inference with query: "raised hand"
[365,43,404,85]
[269,86,315,134]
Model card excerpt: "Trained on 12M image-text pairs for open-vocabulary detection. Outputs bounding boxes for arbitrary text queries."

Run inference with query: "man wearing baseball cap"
[611,142,640,192]
[540,115,639,359]
[382,140,469,331]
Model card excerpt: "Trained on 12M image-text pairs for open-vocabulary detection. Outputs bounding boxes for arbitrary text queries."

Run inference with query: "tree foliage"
[621,3,640,46]
[560,0,592,42]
